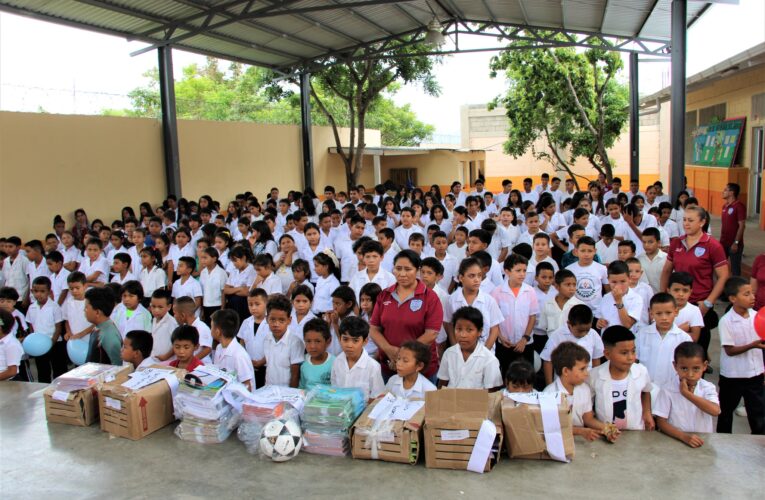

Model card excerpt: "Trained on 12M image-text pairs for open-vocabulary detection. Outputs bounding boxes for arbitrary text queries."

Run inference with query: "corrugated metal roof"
[0,0,712,72]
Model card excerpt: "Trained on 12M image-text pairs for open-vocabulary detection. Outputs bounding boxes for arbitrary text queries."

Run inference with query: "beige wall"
[0,111,380,241]
[380,150,486,188]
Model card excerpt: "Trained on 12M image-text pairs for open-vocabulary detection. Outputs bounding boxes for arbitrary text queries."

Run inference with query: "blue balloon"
[22,333,53,357]
[67,338,90,366]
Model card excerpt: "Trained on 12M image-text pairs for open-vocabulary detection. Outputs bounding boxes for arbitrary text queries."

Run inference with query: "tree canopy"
[105,57,434,151]
[489,39,629,188]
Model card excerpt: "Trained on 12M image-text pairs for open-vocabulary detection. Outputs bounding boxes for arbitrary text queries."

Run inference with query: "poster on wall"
[691,117,746,167]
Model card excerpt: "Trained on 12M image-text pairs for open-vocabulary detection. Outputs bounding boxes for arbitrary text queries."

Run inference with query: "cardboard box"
[423,389,503,472]
[98,366,184,440]
[44,364,133,427]
[501,394,575,461]
[350,396,425,465]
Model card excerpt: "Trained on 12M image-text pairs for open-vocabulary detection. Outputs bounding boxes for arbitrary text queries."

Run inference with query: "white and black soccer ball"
[259,418,303,462]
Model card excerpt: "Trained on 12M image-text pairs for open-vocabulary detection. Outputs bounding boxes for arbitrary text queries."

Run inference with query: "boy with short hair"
[258,294,304,388]
[24,240,51,302]
[2,236,30,302]
[567,237,609,313]
[420,257,449,356]
[349,240,395,302]
[173,296,213,363]
[638,227,666,294]
[169,325,204,371]
[45,251,70,305]
[505,360,536,394]
[595,224,618,265]
[525,233,558,286]
[545,342,617,442]
[589,326,654,431]
[149,289,178,362]
[110,253,136,285]
[654,342,721,447]
[716,277,765,434]
[171,256,203,312]
[667,272,703,343]
[430,231,457,286]
[539,269,584,336]
[532,262,556,350]
[236,288,268,388]
[597,261,643,333]
[408,233,425,256]
[447,226,469,261]
[625,258,652,328]
[27,276,65,382]
[331,316,385,401]
[617,240,637,262]
[636,293,692,390]
[212,308,254,390]
[541,304,603,385]
[438,306,503,390]
[84,287,122,366]
[62,272,93,343]
[394,207,423,251]
[120,330,154,369]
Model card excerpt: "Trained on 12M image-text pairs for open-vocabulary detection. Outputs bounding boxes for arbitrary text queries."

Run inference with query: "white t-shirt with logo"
[611,378,629,430]
[566,261,609,311]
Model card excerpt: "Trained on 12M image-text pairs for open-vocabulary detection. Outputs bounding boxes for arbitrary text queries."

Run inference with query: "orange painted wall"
[686,166,749,216]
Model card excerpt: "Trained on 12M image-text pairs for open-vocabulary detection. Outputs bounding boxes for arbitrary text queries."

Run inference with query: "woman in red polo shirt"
[369,250,443,382]
[660,205,729,357]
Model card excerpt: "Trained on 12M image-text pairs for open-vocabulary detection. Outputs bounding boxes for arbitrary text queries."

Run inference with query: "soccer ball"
[259,418,303,462]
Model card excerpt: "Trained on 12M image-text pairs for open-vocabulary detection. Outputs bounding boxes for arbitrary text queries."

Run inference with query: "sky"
[0,0,763,140]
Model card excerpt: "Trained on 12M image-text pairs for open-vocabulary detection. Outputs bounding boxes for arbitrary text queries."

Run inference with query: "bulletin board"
[691,117,746,167]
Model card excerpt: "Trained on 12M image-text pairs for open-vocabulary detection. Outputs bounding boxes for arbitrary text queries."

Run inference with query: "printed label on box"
[52,390,70,402]
[105,397,122,410]
[440,429,469,441]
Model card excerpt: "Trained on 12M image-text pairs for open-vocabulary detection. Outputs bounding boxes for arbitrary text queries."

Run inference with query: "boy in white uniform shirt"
[26,276,65,383]
[667,272,704,342]
[716,277,765,434]
[595,224,619,265]
[349,241,395,302]
[545,342,618,442]
[393,208,422,251]
[212,309,255,391]
[149,289,178,362]
[589,326,654,431]
[438,306,503,390]
[539,269,584,336]
[0,309,24,381]
[62,272,93,343]
[541,305,604,385]
[596,261,643,333]
[173,296,213,364]
[110,253,137,285]
[171,257,203,313]
[636,293,691,390]
[257,295,304,388]
[654,342,720,448]
[24,240,51,302]
[637,228,667,293]
[385,341,437,399]
[45,251,70,305]
[331,316,385,401]
[1,237,30,305]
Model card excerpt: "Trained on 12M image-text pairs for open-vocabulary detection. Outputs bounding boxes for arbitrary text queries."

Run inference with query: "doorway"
[751,127,764,217]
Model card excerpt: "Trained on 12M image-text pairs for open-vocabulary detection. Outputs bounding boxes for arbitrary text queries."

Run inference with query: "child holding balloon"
[716,277,765,434]
[25,276,65,383]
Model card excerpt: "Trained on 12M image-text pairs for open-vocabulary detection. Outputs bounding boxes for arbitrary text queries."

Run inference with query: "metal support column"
[629,52,640,183]
[670,0,687,201]
[299,72,314,191]
[158,46,181,198]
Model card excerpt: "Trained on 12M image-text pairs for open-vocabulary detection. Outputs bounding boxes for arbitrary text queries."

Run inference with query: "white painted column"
[373,154,381,185]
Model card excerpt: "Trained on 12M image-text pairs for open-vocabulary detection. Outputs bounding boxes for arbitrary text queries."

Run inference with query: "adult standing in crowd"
[720,183,746,276]
[660,205,730,360]
[369,250,443,383]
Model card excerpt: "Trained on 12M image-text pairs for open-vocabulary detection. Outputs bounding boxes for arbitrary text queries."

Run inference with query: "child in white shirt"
[654,342,720,448]
[250,253,283,295]
[111,281,152,339]
[438,306,503,390]
[525,233,558,285]
[636,293,691,390]
[78,239,110,286]
[27,276,65,383]
[667,272,703,342]
[236,289,268,389]
[312,252,340,315]
[589,326,654,431]
[447,226,469,261]
[567,237,609,315]
[110,253,137,285]
[349,240,395,302]
[541,305,604,385]
[212,309,254,391]
[255,295,304,387]
[173,296,213,363]
[138,247,167,303]
[595,224,619,265]
[545,342,618,442]
[171,257,203,314]
[199,247,228,323]
[0,309,24,381]
[149,290,178,362]
[45,251,70,305]
[331,316,385,401]
[539,269,584,336]
[62,272,93,343]
[596,261,643,333]
[385,341,437,399]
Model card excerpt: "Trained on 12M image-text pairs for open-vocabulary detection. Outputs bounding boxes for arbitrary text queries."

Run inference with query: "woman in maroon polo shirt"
[660,205,729,357]
[369,250,443,381]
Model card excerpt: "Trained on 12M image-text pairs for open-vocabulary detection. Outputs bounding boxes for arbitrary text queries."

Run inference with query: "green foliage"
[489,38,629,185]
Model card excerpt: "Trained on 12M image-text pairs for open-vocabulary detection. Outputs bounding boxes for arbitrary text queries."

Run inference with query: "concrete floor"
[1,382,763,500]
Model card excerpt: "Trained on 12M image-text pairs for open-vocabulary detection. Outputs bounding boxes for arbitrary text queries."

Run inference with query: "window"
[753,92,765,121]
[389,168,417,188]
[698,103,726,125]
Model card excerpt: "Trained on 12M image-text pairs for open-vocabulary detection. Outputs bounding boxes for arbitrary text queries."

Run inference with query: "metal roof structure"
[0,1,713,75]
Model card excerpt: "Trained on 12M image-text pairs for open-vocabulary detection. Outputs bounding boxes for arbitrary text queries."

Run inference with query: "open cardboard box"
[351,395,425,465]
[502,393,575,461]
[423,389,503,472]
[98,365,185,440]
[44,364,133,427]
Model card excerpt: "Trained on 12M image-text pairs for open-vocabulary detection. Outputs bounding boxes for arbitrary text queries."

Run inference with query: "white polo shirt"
[491,282,539,344]
[636,323,692,389]
[150,313,178,359]
[393,224,423,251]
[49,269,70,303]
[349,268,396,303]
[313,275,340,314]
[78,255,110,284]
[538,295,585,335]
[588,361,652,430]
[225,264,256,288]
[237,316,266,362]
[191,317,213,363]
[595,240,619,265]
[718,308,765,379]
[262,327,305,386]
[385,373,437,399]
[541,325,604,368]
[444,289,503,345]
[200,265,229,307]
[598,288,644,332]
[437,343,503,389]
[0,333,23,373]
[26,299,63,339]
[171,277,203,304]
[255,273,283,295]
[331,349,385,400]
[675,303,704,331]
[543,378,593,427]
[653,377,718,433]
[139,267,167,298]
[62,298,91,341]
[110,271,138,285]
[213,338,255,385]
[525,256,559,286]
[168,243,195,268]
[638,251,667,294]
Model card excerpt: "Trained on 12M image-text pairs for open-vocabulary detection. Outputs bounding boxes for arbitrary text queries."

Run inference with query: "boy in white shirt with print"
[589,326,654,431]
[331,316,385,402]
[654,342,720,448]
[212,309,254,390]
[566,237,609,315]
[545,342,618,442]
[438,306,503,390]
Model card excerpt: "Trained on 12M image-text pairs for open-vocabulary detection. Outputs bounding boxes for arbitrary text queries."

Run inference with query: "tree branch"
[310,82,349,169]
[549,49,599,139]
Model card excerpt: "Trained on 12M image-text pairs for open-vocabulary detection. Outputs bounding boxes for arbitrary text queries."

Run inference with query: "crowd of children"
[0,175,763,446]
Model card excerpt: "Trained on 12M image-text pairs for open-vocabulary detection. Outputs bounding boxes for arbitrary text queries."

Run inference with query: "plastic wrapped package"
[175,405,239,444]
[240,386,307,425]
[301,385,366,456]
[174,366,239,444]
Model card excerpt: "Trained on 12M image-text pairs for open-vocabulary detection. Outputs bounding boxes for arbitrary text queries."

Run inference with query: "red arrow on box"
[139,397,148,431]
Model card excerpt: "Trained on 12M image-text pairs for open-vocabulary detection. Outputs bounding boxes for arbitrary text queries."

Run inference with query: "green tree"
[489,40,628,188]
